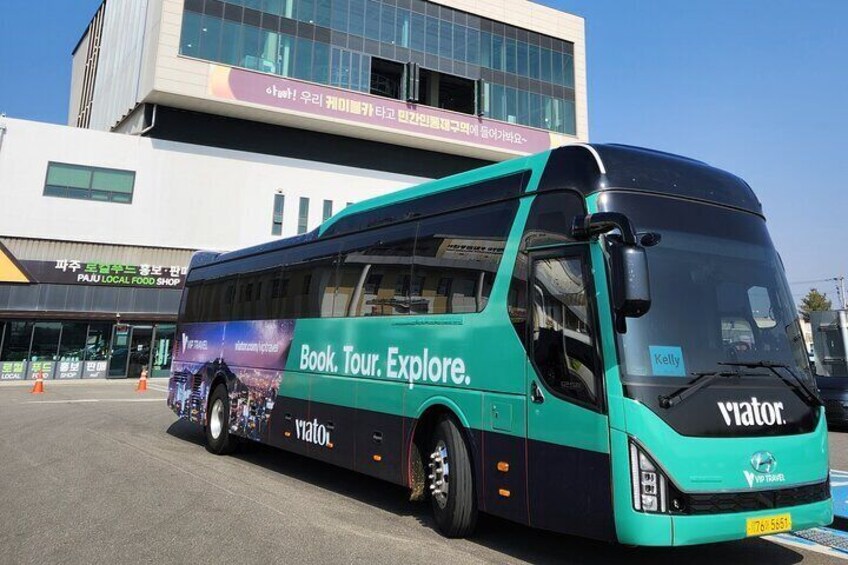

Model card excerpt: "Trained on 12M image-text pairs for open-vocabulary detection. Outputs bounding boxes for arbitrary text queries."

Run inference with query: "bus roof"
[191,143,760,273]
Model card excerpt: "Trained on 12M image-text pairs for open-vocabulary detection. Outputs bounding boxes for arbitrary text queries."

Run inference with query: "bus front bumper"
[617,499,833,546]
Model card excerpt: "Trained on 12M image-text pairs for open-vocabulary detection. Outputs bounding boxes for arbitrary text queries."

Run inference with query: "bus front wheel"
[205,385,238,455]
[428,415,477,537]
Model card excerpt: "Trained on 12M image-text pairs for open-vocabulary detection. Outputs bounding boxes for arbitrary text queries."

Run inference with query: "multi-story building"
[1,0,587,380]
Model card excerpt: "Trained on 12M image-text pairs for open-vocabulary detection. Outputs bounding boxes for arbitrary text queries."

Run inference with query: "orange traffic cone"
[31,371,45,394]
[136,367,148,392]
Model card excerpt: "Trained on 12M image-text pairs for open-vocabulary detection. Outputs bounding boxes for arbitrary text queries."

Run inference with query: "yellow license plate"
[746,513,792,537]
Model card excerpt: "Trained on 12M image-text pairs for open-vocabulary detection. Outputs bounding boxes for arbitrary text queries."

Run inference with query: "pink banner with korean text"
[208,65,560,154]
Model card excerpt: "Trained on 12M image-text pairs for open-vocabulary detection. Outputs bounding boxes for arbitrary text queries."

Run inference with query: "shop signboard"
[82,360,109,379]
[27,361,56,380]
[20,260,187,289]
[0,361,28,381]
[56,361,83,380]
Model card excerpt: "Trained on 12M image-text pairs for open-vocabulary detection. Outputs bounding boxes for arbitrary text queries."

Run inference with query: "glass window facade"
[0,321,177,379]
[322,199,333,221]
[179,0,576,134]
[44,162,135,204]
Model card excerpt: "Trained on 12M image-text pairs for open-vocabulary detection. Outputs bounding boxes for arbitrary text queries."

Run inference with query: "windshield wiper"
[718,361,822,406]
[658,371,740,409]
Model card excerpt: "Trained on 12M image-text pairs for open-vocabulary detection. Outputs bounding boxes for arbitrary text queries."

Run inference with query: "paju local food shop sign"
[22,260,187,289]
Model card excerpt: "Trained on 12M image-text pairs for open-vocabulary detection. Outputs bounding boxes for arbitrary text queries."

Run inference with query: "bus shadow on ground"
[166,420,805,565]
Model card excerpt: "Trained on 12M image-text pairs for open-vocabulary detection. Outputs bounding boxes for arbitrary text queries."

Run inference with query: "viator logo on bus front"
[717,398,786,427]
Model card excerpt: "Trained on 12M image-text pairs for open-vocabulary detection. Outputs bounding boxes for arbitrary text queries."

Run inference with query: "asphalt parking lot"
[0,381,845,565]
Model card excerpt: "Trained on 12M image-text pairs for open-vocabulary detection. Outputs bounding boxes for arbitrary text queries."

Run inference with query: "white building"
[0,0,588,380]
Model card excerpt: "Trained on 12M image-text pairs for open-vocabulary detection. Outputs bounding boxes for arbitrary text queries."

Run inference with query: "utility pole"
[834,276,846,310]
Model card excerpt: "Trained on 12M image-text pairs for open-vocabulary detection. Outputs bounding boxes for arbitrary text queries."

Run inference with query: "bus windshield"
[599,192,811,387]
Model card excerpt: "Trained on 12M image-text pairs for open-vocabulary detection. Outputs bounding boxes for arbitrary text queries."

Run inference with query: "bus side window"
[508,191,586,342]
[412,200,517,314]
[531,254,600,407]
[336,223,416,316]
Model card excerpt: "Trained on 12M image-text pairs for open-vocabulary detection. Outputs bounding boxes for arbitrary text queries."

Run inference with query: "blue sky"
[0,0,846,304]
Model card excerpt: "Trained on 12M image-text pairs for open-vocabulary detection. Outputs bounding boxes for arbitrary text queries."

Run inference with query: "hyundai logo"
[751,451,777,474]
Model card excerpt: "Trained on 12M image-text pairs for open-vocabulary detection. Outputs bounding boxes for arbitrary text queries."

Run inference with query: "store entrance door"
[108,324,131,378]
[127,326,153,380]
[108,324,156,379]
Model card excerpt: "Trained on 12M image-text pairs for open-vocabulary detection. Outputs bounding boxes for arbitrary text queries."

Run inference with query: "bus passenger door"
[525,246,615,540]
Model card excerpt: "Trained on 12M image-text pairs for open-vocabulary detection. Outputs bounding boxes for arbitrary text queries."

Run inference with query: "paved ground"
[0,381,845,565]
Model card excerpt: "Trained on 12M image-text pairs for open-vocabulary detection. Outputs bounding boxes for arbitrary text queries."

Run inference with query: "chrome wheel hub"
[210,398,224,440]
[428,441,450,508]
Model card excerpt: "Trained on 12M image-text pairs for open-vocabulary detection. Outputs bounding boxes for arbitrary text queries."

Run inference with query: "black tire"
[428,415,477,537]
[205,385,238,455]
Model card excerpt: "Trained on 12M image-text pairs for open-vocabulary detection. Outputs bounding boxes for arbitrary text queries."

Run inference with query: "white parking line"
[23,398,166,404]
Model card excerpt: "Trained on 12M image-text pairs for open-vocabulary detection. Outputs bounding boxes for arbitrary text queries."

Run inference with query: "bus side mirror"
[572,213,652,323]
[610,242,651,319]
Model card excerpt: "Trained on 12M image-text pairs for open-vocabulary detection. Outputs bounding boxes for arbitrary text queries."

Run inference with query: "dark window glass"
[491,34,504,70]
[540,47,552,83]
[30,322,61,362]
[380,3,395,43]
[44,163,135,204]
[312,41,331,83]
[272,194,285,235]
[452,25,466,61]
[516,40,528,77]
[349,0,365,37]
[263,0,286,16]
[0,322,32,361]
[315,0,332,27]
[331,0,349,31]
[395,9,409,47]
[221,20,243,66]
[505,38,517,74]
[201,277,238,322]
[532,254,599,406]
[293,36,313,80]
[298,197,310,234]
[182,282,204,323]
[199,14,223,61]
[322,199,333,221]
[323,170,528,237]
[508,190,586,347]
[425,16,439,56]
[153,324,177,377]
[232,268,280,320]
[412,200,518,314]
[563,53,575,89]
[336,223,416,316]
[180,10,203,57]
[296,0,315,22]
[58,323,89,361]
[365,0,381,40]
[85,323,111,362]
[528,43,540,80]
[410,12,425,52]
[278,240,340,318]
[552,50,564,86]
[241,24,262,69]
[521,191,584,249]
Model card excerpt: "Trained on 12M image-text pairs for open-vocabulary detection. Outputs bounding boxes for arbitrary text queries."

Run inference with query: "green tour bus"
[167,143,831,546]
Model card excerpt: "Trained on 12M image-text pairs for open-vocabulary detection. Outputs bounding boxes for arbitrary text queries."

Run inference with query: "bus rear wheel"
[428,415,477,537]
[205,384,238,455]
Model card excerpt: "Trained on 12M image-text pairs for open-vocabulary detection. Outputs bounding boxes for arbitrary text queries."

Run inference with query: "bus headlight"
[629,442,668,513]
